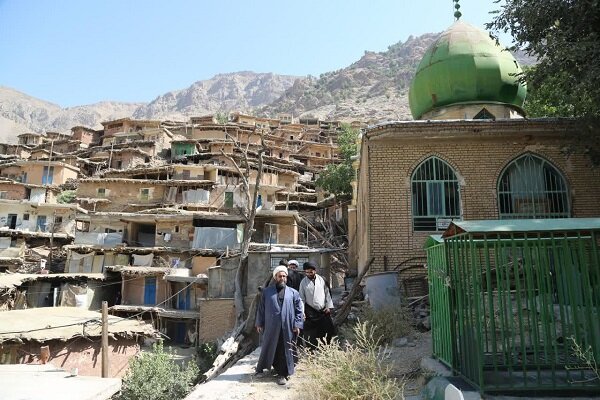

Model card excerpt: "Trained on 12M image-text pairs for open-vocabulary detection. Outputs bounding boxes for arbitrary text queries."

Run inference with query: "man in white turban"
[255,265,303,385]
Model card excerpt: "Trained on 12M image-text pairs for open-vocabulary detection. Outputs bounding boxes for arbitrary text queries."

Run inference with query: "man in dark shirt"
[286,259,303,291]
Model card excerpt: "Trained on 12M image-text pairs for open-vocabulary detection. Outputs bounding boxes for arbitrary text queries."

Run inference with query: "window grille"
[473,108,495,120]
[498,154,570,219]
[412,157,461,231]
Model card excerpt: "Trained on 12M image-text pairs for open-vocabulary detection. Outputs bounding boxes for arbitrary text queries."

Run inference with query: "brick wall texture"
[355,120,600,274]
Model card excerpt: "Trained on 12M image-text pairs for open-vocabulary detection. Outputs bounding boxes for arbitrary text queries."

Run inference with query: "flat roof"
[0,272,106,290]
[443,218,600,238]
[0,364,121,400]
[0,307,157,342]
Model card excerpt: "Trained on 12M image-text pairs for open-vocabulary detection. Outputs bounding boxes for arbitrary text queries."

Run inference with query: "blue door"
[177,287,191,310]
[144,277,156,305]
[175,322,186,343]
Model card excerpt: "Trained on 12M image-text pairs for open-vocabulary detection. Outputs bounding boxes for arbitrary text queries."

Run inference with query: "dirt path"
[185,348,306,400]
[185,331,432,400]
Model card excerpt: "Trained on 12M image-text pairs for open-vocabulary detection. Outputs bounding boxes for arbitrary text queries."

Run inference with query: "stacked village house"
[0,113,350,368]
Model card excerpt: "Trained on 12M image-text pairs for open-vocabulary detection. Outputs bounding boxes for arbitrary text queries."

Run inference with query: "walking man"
[286,259,303,291]
[298,261,336,349]
[255,265,304,385]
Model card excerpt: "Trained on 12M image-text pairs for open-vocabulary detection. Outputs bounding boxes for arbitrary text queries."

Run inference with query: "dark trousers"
[272,331,289,377]
[301,305,336,349]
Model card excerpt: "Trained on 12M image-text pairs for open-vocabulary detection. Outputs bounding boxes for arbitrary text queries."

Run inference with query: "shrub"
[56,190,76,204]
[297,321,404,400]
[119,341,199,400]
[358,305,414,344]
[196,341,218,373]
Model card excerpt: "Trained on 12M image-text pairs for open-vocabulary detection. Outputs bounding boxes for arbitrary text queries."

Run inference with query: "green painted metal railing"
[427,228,600,393]
[426,238,453,367]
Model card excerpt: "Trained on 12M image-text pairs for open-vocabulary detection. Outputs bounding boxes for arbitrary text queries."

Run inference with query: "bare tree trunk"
[221,128,266,327]
[333,257,374,326]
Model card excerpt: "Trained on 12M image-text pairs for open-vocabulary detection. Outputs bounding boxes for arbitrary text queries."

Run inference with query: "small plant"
[296,321,404,400]
[119,341,199,400]
[196,341,218,373]
[215,112,229,124]
[358,305,414,344]
[56,190,76,203]
[567,336,599,383]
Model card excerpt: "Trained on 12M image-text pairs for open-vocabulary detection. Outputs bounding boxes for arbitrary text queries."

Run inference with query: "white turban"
[287,259,299,267]
[272,265,288,278]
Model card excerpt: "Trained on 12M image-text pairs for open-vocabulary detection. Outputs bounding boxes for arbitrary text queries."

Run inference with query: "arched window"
[498,154,570,219]
[412,157,461,231]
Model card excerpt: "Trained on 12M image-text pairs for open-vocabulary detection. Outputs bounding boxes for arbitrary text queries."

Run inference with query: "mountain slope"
[0,86,142,142]
[259,34,439,122]
[132,72,300,120]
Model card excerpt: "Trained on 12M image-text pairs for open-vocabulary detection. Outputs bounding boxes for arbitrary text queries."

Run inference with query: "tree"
[219,127,266,326]
[316,124,360,196]
[119,341,199,400]
[487,0,600,117]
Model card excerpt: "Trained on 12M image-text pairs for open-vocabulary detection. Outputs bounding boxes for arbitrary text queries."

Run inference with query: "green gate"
[426,218,600,393]
[425,235,453,367]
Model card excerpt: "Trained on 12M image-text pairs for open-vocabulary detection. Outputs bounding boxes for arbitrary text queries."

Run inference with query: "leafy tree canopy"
[316,124,360,197]
[487,0,600,117]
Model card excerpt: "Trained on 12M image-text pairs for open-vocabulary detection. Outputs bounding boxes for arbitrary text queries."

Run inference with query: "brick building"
[348,21,600,279]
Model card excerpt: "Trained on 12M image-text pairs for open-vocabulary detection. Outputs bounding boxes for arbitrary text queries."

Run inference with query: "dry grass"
[356,305,415,344]
[295,321,404,400]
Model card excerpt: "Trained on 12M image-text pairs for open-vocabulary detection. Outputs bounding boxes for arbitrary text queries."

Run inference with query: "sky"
[0,0,508,107]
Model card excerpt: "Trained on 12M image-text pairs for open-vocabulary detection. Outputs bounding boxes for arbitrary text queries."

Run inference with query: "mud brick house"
[0,113,347,347]
[0,307,158,377]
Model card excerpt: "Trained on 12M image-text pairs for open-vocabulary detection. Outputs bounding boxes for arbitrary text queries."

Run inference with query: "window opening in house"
[140,188,150,202]
[264,223,278,244]
[116,160,123,169]
[0,191,6,199]
[97,188,106,197]
[36,215,47,232]
[411,157,461,231]
[7,214,17,229]
[54,216,63,228]
[473,108,495,120]
[23,213,29,221]
[498,153,570,219]
[182,170,191,179]
[270,256,309,271]
[42,166,54,185]
[224,191,234,208]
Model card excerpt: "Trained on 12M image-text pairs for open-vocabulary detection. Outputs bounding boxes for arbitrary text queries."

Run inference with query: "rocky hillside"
[260,33,438,122]
[0,86,142,143]
[132,72,299,120]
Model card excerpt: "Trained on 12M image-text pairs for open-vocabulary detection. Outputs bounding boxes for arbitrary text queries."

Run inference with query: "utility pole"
[48,210,55,272]
[101,301,109,377]
[45,140,54,271]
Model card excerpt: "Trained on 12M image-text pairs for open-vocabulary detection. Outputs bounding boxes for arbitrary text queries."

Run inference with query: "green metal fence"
[426,219,600,394]
[425,235,453,367]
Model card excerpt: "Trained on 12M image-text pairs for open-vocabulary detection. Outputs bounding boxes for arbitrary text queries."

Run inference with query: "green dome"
[408,21,527,120]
